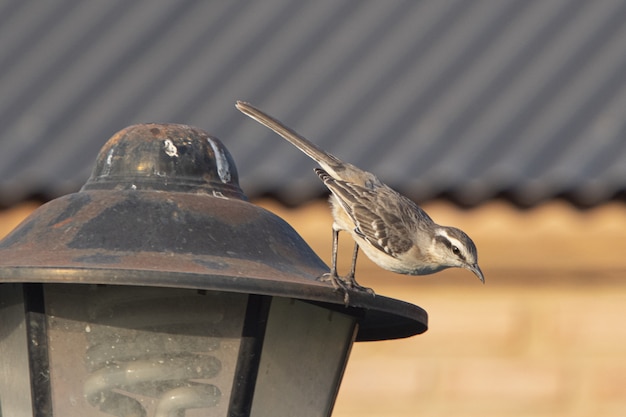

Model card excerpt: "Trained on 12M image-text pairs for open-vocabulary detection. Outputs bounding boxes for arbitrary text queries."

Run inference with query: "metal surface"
[0,124,427,341]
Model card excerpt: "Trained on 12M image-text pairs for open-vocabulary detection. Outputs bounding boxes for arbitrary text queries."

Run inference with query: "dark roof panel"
[1,0,626,207]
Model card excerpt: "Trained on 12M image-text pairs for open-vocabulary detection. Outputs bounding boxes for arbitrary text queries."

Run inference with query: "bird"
[236,101,484,302]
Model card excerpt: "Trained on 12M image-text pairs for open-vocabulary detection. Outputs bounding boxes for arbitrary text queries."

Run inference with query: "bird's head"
[429,226,484,283]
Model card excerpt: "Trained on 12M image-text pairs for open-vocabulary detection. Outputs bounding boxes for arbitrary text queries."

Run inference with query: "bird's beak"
[468,263,485,284]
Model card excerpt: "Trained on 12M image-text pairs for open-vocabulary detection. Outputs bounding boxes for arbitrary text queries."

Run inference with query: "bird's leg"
[329,227,340,278]
[344,243,375,296]
[319,227,351,304]
[347,242,359,280]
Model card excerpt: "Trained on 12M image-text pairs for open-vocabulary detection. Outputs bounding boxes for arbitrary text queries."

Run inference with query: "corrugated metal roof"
[1,0,626,207]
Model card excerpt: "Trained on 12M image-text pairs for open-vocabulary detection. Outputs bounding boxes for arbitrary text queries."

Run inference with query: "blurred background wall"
[2,1,626,416]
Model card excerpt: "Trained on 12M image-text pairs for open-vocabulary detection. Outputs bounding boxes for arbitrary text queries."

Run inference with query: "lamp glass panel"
[0,284,34,417]
[250,298,358,417]
[43,284,248,417]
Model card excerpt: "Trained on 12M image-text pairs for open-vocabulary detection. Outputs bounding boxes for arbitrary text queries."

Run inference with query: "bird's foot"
[319,273,375,305]
[344,275,375,297]
[319,272,351,305]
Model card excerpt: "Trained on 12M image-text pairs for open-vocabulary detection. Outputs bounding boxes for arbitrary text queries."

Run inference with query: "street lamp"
[0,123,427,417]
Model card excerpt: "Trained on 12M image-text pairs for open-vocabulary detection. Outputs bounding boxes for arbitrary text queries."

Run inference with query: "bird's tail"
[236,101,342,170]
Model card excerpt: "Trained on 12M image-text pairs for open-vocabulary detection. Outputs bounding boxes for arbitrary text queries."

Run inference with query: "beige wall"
[2,199,626,416]
[259,199,626,417]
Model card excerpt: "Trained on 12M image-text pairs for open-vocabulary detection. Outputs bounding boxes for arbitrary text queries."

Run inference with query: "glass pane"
[251,298,358,417]
[44,284,247,417]
[0,284,34,417]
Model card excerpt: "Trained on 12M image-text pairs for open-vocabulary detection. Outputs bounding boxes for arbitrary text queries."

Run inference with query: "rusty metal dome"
[0,123,427,341]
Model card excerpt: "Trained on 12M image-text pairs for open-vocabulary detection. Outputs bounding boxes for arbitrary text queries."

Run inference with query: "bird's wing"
[316,168,415,257]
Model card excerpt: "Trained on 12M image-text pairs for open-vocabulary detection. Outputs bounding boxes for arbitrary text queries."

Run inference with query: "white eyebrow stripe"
[436,229,469,259]
[446,236,463,249]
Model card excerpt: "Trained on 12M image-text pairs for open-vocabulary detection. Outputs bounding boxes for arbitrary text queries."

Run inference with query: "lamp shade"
[0,123,427,417]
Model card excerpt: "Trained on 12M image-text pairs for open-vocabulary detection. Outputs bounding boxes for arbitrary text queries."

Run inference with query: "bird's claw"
[320,272,351,304]
[345,278,375,296]
[319,272,375,306]
[341,271,375,296]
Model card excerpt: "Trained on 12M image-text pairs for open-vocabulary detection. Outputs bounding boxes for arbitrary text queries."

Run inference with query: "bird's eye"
[452,246,461,256]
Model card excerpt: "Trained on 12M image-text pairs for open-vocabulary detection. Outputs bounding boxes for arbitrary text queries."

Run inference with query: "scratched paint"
[163,139,179,157]
[207,137,231,183]
[101,147,116,176]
